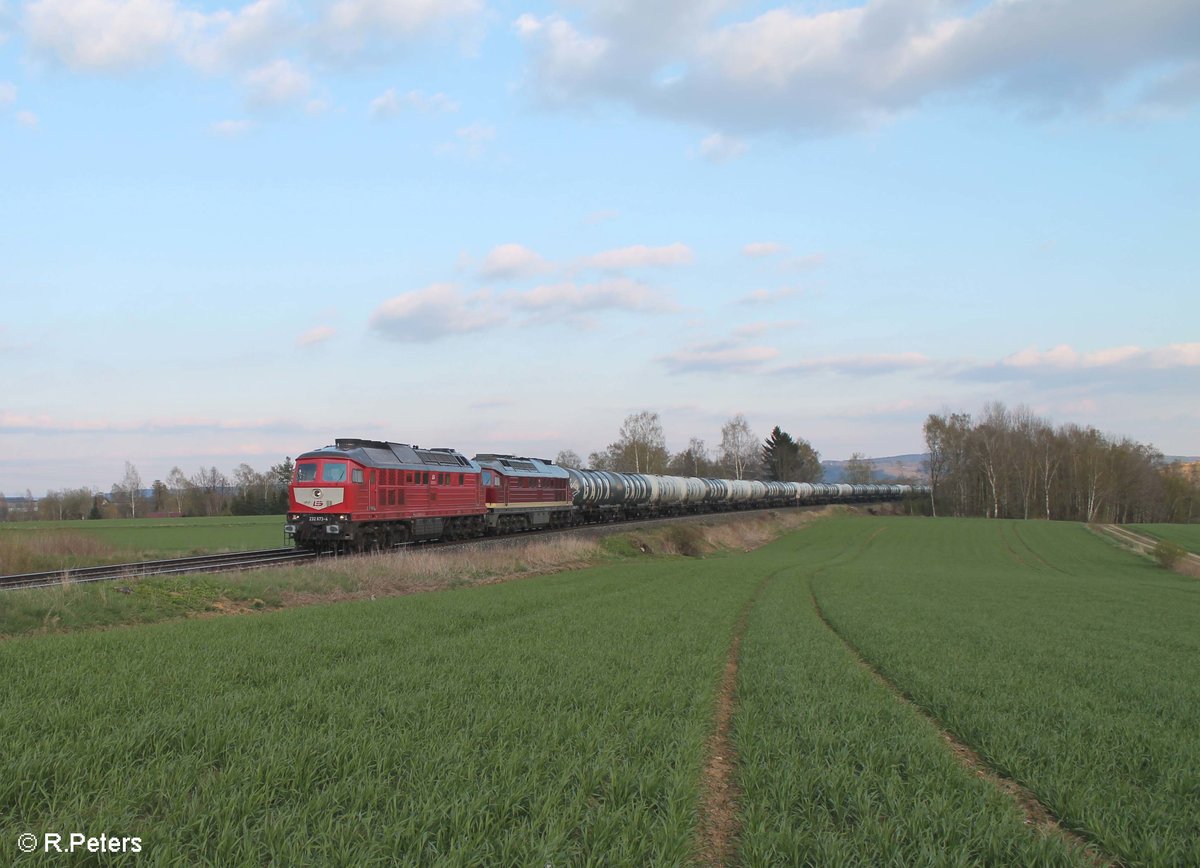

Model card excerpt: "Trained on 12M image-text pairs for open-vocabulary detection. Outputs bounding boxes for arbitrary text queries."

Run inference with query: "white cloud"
[1000,343,1200,371]
[513,13,610,103]
[739,286,801,305]
[296,325,335,347]
[733,320,799,339]
[16,109,38,128]
[211,118,253,137]
[698,132,746,162]
[515,1,1200,134]
[479,244,550,281]
[742,241,783,258]
[581,242,693,271]
[370,283,503,342]
[774,352,935,376]
[179,0,296,73]
[0,81,15,105]
[509,277,678,314]
[25,0,180,72]
[661,342,780,374]
[437,121,496,156]
[319,0,483,60]
[369,87,458,118]
[242,58,310,108]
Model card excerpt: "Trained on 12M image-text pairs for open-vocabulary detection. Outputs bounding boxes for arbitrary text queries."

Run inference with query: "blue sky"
[1,0,1197,493]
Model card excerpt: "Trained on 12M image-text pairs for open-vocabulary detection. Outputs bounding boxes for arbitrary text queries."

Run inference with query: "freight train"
[284,438,925,552]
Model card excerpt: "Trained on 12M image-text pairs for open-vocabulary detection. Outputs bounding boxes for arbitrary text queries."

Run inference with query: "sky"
[1,0,1198,494]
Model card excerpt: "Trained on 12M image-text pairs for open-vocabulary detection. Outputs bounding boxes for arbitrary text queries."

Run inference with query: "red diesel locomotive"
[285,439,572,551]
[286,437,927,552]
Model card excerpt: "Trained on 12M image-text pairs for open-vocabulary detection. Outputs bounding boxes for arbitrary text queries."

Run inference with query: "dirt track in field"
[1093,524,1200,577]
[694,574,775,866]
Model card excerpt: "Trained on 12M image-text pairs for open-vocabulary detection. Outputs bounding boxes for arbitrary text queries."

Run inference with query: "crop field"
[1131,522,1200,553]
[0,516,288,573]
[812,518,1200,865]
[1,514,1195,864]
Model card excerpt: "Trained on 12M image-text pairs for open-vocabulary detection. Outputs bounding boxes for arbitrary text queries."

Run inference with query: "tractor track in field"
[694,571,778,867]
[809,590,1119,868]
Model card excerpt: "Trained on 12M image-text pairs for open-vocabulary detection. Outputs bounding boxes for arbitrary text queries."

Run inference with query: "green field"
[1131,522,1200,553]
[1,515,1195,864]
[0,516,288,573]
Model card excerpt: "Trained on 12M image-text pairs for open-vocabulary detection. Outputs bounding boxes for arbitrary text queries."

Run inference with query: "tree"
[117,461,143,519]
[720,415,758,480]
[617,411,668,474]
[151,480,170,513]
[167,467,190,516]
[844,452,874,485]
[554,449,583,469]
[668,438,719,477]
[0,491,8,521]
[761,426,821,482]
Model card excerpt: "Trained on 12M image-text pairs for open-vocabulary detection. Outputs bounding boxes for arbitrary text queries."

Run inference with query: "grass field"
[1131,521,1200,553]
[813,518,1200,866]
[1,514,1196,864]
[0,516,288,573]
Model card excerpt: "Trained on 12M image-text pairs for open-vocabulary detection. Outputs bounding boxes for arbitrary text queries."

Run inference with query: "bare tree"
[167,467,190,516]
[618,411,668,474]
[554,449,583,469]
[669,437,718,477]
[843,452,874,485]
[118,461,143,519]
[720,414,758,480]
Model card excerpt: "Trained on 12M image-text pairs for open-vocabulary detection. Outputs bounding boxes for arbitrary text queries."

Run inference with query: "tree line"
[555,411,824,482]
[0,459,295,521]
[924,402,1198,523]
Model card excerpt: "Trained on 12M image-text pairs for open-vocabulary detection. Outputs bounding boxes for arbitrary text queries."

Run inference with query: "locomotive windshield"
[321,462,348,482]
[296,462,317,482]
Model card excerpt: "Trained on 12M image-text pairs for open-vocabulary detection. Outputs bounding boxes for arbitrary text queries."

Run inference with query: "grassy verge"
[813,517,1200,866]
[0,515,290,573]
[1130,522,1200,554]
[0,511,817,640]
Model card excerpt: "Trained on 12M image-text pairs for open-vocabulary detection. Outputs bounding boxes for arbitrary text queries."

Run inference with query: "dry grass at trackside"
[0,531,117,574]
[0,508,848,640]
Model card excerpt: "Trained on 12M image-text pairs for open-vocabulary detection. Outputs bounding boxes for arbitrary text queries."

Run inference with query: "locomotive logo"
[295,487,344,509]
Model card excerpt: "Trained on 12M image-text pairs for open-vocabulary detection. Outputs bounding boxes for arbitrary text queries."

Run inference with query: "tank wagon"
[286,437,926,552]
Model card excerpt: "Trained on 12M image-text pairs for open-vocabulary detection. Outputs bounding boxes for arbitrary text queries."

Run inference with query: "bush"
[1153,539,1187,570]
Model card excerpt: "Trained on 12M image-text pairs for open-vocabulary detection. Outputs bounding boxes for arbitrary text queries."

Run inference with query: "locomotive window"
[422,472,429,485]
[482,471,493,486]
[322,462,347,482]
[352,469,364,484]
[458,474,464,485]
[297,462,317,482]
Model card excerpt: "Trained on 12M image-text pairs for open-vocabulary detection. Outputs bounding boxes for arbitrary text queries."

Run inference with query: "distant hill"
[821,454,927,483]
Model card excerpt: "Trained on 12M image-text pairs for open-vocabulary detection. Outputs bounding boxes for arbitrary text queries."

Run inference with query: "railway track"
[0,502,901,593]
[0,548,318,592]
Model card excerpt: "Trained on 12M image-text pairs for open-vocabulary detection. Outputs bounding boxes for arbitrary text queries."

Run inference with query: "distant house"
[4,495,38,517]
